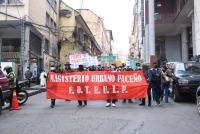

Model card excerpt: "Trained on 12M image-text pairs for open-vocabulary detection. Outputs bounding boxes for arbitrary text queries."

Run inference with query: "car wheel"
[173,86,181,102]
[197,92,200,115]
[0,97,2,115]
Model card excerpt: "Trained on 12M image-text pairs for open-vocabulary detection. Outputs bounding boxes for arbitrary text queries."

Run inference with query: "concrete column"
[192,15,196,55]
[41,37,45,69]
[194,0,200,55]
[148,0,155,56]
[23,26,30,78]
[181,28,188,61]
[145,25,150,63]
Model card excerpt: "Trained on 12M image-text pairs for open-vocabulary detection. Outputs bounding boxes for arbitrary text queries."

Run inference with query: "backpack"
[151,68,161,83]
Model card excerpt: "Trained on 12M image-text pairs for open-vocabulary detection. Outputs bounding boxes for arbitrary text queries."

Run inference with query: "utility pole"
[20,17,25,79]
[5,0,7,20]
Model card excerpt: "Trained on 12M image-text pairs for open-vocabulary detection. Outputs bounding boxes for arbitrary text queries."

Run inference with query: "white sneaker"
[106,103,111,107]
[111,103,116,107]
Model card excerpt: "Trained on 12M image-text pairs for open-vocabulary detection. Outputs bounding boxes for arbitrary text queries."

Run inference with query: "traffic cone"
[11,90,20,110]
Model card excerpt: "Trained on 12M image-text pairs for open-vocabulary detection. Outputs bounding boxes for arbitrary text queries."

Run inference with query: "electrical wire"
[14,0,21,18]
[0,11,102,52]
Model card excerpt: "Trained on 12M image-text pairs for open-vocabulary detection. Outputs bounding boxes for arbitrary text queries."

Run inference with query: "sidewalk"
[24,84,46,97]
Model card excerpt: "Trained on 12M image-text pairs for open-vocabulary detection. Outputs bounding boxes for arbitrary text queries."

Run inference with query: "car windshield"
[175,63,200,74]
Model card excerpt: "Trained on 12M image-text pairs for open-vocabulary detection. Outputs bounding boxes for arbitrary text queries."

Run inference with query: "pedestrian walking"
[161,64,173,103]
[39,69,47,87]
[64,62,73,101]
[24,67,32,87]
[139,64,152,106]
[122,66,134,104]
[49,65,56,108]
[151,62,162,105]
[77,65,87,107]
[105,66,117,107]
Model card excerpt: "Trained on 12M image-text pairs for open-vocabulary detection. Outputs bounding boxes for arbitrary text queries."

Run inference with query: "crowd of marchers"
[47,61,173,108]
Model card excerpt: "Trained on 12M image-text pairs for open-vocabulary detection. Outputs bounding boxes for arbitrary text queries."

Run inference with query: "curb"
[27,88,46,97]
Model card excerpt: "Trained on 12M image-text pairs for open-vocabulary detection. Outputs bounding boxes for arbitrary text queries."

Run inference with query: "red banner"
[46,71,147,100]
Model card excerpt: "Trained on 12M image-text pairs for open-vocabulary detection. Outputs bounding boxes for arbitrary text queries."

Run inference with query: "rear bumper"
[177,84,198,95]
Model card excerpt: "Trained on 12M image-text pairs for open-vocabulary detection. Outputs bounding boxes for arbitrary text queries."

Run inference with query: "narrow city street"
[1,0,200,134]
[0,93,199,134]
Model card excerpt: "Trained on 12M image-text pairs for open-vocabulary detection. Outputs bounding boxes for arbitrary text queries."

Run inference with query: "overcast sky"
[63,0,134,55]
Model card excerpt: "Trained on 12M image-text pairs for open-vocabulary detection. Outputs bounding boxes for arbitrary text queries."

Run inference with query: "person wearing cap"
[64,62,73,72]
[77,64,87,107]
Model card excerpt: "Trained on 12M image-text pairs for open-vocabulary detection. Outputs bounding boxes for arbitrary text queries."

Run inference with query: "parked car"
[0,70,10,114]
[167,62,200,102]
[197,86,200,115]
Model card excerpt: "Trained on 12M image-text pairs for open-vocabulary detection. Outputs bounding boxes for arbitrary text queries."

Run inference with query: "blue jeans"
[152,84,161,103]
[162,82,170,103]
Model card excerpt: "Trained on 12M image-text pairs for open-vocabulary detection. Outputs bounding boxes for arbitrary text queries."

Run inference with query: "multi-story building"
[134,0,200,64]
[59,1,102,65]
[105,29,113,56]
[77,9,110,56]
[129,0,142,61]
[129,16,137,60]
[0,0,59,79]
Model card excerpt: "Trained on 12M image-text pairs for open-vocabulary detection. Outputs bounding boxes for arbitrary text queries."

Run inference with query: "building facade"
[105,30,113,56]
[59,2,102,65]
[77,9,110,56]
[133,0,200,64]
[0,0,59,79]
[129,0,144,61]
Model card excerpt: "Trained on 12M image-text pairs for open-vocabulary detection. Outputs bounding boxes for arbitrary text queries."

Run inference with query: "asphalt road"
[0,93,200,134]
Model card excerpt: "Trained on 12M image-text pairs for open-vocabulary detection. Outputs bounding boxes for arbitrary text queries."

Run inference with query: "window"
[0,0,23,5]
[2,38,21,52]
[50,18,54,28]
[53,1,57,10]
[46,13,50,27]
[44,39,49,54]
[47,0,57,11]
[0,0,5,4]
[54,22,57,29]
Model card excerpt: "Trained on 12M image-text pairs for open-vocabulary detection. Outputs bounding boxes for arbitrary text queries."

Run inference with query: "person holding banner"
[77,65,87,107]
[64,62,73,101]
[105,66,117,107]
[49,65,56,108]
[64,62,73,73]
[122,66,134,104]
[139,64,152,106]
